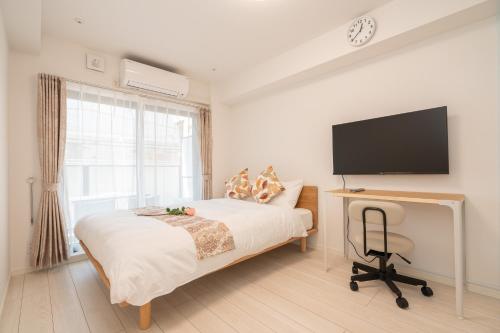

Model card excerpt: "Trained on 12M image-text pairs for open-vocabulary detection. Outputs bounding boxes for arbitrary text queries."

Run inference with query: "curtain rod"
[58,75,210,109]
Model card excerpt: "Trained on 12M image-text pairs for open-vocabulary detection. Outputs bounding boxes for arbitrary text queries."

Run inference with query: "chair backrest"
[349,200,405,225]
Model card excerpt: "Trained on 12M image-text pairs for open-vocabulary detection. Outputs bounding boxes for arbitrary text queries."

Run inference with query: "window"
[62,82,201,253]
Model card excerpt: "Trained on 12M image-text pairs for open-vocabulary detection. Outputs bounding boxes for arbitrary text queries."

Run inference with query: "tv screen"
[332,106,449,175]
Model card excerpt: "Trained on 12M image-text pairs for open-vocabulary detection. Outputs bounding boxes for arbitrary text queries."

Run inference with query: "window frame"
[62,83,201,254]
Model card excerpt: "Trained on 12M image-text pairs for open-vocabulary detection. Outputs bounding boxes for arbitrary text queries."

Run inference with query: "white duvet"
[75,198,307,305]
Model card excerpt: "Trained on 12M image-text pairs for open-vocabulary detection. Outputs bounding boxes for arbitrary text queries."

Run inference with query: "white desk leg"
[343,197,349,260]
[453,201,465,319]
[323,193,329,271]
[440,200,465,319]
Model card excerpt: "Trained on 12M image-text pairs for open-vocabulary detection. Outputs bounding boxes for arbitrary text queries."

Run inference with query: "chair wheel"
[421,286,433,297]
[350,281,359,291]
[396,297,409,309]
[352,266,358,274]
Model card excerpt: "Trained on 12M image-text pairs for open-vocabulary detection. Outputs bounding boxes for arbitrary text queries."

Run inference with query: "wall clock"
[347,16,376,47]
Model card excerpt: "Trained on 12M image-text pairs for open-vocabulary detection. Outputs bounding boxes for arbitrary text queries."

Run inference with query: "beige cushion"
[225,168,251,199]
[349,200,405,225]
[354,231,414,254]
[251,166,285,204]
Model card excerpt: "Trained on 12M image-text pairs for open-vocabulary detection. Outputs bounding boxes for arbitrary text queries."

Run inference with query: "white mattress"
[294,208,313,230]
[75,198,308,306]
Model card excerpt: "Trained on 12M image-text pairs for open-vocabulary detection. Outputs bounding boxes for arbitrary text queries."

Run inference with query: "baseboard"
[392,265,500,299]
[0,273,11,318]
[11,253,88,277]
[323,246,500,300]
[11,266,35,276]
[467,282,500,299]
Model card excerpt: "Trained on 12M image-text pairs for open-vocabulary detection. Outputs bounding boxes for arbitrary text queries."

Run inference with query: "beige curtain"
[32,74,69,268]
[199,107,212,199]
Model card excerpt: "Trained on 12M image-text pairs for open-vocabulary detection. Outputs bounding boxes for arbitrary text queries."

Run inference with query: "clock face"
[347,16,376,47]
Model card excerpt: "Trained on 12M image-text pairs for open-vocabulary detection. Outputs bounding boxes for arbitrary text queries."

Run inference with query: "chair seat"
[354,231,414,254]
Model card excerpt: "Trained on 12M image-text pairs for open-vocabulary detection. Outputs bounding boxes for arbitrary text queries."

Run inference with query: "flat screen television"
[332,106,449,175]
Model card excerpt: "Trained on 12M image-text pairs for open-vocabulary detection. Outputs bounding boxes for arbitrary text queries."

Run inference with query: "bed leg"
[300,238,307,252]
[139,302,152,330]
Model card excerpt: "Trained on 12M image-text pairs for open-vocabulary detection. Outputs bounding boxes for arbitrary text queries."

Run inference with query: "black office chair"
[348,200,433,308]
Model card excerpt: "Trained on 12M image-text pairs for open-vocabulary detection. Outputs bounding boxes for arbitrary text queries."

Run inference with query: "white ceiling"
[0,0,41,52]
[39,0,390,82]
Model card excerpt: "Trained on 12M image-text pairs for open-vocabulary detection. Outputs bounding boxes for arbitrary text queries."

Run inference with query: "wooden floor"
[1,245,500,333]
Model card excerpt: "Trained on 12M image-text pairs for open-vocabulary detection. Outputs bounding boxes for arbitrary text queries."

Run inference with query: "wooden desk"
[324,189,465,318]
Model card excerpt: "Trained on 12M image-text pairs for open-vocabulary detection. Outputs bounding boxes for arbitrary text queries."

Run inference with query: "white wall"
[212,18,499,291]
[8,35,211,274]
[218,0,496,104]
[0,7,10,310]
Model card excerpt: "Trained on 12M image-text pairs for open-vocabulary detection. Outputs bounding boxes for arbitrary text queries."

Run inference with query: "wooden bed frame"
[80,186,318,330]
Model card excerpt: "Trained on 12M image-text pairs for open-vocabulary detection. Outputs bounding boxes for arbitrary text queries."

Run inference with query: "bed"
[77,186,318,330]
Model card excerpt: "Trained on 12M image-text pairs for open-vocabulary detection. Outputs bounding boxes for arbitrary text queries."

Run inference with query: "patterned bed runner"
[133,207,235,260]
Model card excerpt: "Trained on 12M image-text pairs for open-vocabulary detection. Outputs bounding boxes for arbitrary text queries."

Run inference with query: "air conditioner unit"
[119,59,189,99]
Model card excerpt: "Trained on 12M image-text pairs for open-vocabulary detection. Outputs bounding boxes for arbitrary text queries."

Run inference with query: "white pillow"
[269,179,303,208]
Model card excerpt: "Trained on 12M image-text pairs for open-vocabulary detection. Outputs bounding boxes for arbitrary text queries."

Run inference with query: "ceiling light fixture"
[74,17,84,24]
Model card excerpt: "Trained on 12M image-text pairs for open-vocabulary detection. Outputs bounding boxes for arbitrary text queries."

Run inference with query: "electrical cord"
[341,173,374,263]
[347,214,409,265]
[346,215,376,264]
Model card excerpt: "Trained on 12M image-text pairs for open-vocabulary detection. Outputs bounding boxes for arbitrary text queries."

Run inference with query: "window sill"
[68,251,88,263]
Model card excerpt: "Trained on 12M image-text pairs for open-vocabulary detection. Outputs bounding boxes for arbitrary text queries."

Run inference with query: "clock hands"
[351,23,363,41]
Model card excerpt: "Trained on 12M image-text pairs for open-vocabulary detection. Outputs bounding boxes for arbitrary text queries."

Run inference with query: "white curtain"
[62,82,201,252]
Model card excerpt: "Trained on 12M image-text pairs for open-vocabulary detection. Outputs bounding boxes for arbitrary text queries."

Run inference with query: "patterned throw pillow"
[225,168,252,199]
[252,166,285,204]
